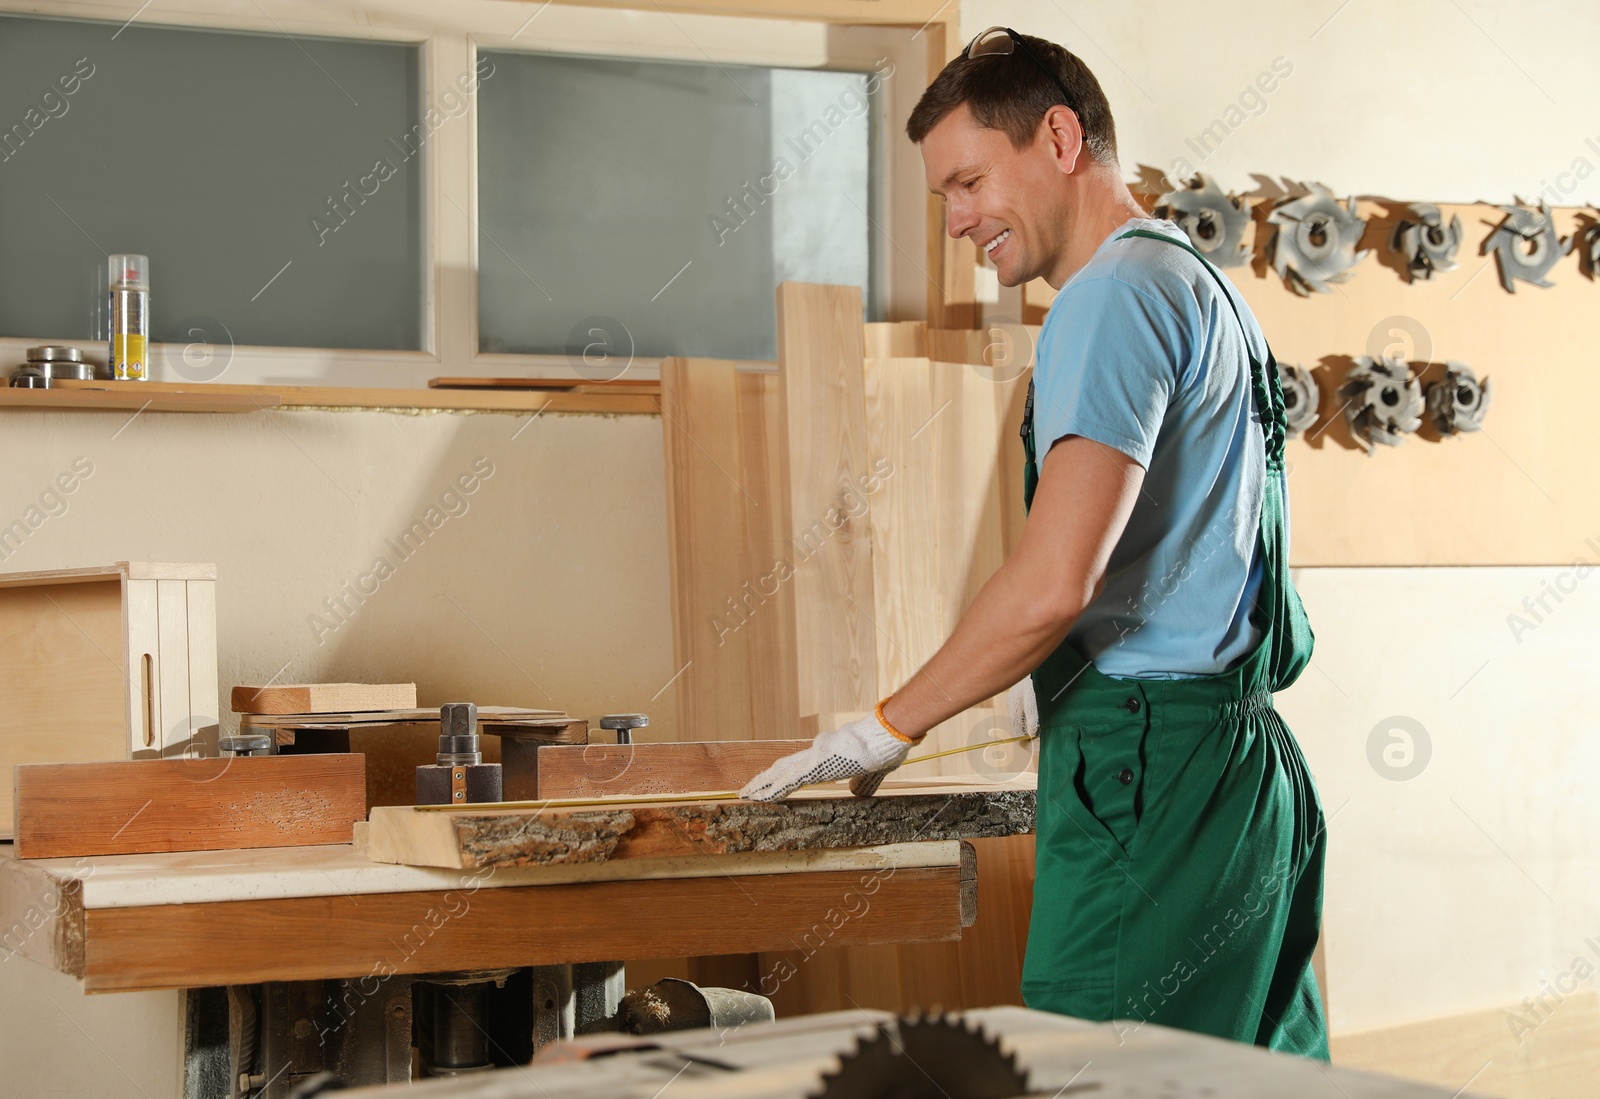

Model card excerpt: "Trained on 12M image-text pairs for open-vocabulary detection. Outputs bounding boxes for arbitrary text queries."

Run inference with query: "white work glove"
[740,712,914,801]
[1008,676,1040,739]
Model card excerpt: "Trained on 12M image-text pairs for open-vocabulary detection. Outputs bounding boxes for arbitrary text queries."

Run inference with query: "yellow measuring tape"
[413,734,1035,812]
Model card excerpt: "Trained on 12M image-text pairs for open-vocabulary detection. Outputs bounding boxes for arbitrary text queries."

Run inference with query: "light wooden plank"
[523,0,956,23]
[533,740,813,799]
[0,581,128,840]
[863,321,927,359]
[239,705,565,728]
[0,853,85,976]
[154,580,190,757]
[183,580,219,758]
[121,562,218,582]
[0,564,123,588]
[13,755,367,859]
[659,357,756,743]
[776,282,879,716]
[427,377,660,393]
[77,866,967,993]
[736,370,801,740]
[365,777,1036,870]
[121,577,159,757]
[35,378,657,415]
[0,387,277,413]
[861,357,944,708]
[927,359,1017,777]
[230,682,418,715]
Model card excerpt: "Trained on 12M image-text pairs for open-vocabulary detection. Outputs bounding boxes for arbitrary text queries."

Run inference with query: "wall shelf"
[0,379,660,416]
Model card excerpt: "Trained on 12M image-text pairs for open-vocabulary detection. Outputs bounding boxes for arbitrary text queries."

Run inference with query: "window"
[476,50,879,363]
[0,13,422,351]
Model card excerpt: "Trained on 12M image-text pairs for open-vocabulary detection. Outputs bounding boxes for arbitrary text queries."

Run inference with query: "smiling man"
[739,28,1328,1058]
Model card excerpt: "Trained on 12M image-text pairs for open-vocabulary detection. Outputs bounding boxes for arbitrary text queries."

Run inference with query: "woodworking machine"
[305,1005,1475,1099]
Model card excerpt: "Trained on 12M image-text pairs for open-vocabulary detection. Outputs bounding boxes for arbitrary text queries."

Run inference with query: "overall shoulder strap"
[1116,228,1287,471]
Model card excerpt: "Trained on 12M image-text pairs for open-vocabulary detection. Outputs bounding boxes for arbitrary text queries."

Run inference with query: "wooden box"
[0,562,219,838]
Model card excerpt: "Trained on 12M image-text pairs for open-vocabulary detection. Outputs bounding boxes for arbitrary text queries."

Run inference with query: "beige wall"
[965,0,1600,204]
[1281,566,1600,1034]
[0,407,678,741]
[0,960,180,1096]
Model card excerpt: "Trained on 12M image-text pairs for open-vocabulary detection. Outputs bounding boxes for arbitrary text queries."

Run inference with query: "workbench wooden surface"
[0,839,974,993]
[366,774,1036,870]
[1,839,961,908]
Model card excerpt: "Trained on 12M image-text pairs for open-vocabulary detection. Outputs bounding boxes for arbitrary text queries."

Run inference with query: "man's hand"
[739,713,914,802]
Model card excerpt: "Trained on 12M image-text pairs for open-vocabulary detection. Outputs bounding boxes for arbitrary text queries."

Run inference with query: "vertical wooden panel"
[184,579,219,756]
[122,577,159,757]
[776,282,879,716]
[861,357,943,701]
[0,582,127,838]
[155,580,190,757]
[736,371,800,740]
[659,357,754,742]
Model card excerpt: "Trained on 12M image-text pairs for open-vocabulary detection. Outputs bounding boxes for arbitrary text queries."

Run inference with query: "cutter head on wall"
[1484,202,1572,292]
[1426,362,1492,435]
[1390,203,1463,281]
[1277,362,1321,437]
[1339,354,1423,453]
[1582,217,1600,279]
[1268,184,1370,295]
[1156,173,1252,267]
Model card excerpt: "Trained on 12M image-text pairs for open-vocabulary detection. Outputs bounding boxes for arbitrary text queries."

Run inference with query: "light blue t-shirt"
[1032,216,1268,679]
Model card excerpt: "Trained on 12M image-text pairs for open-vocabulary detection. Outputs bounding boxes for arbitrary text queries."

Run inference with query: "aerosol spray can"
[108,254,149,381]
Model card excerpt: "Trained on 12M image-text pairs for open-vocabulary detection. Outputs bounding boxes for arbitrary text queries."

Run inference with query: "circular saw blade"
[1156,173,1252,267]
[811,1015,1031,1099]
[1268,184,1370,295]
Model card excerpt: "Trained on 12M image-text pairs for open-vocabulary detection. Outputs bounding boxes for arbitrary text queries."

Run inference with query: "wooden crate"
[0,562,219,838]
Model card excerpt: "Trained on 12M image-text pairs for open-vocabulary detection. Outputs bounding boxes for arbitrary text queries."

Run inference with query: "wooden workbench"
[0,838,976,993]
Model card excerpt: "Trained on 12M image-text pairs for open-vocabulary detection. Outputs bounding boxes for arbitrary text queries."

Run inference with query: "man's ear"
[1042,104,1084,176]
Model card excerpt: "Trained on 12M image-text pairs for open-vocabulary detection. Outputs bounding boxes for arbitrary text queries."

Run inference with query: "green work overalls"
[1019,229,1329,1059]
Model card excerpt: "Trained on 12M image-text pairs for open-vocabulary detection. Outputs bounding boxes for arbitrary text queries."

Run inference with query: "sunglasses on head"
[965,26,1080,117]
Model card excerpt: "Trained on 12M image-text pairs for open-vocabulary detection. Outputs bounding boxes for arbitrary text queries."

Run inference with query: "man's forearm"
[879,557,1079,739]
[875,435,1144,741]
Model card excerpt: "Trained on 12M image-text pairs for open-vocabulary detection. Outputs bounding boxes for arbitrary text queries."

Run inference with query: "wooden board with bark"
[365,775,1035,870]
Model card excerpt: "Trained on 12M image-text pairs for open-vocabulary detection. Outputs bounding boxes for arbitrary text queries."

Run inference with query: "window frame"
[0,0,948,389]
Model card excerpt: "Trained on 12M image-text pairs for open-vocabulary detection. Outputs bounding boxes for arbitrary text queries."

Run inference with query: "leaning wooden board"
[230,682,417,715]
[366,775,1035,870]
[13,754,366,859]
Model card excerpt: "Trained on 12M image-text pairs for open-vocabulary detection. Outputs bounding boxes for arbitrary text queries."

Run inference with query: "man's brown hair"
[905,31,1118,163]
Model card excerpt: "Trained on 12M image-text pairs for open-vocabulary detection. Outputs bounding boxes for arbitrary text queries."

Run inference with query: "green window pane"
[477,51,872,364]
[0,14,423,352]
